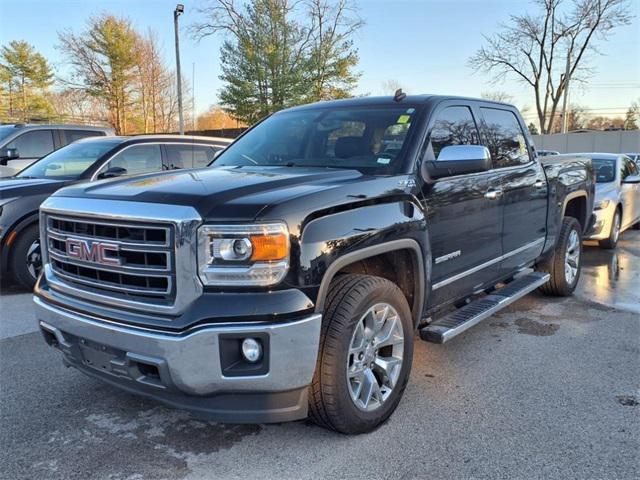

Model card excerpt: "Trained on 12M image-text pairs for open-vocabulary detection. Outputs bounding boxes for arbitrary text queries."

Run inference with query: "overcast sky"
[1,0,638,122]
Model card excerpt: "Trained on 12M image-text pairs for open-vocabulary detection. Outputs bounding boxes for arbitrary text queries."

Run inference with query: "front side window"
[428,106,479,159]
[7,130,54,158]
[592,158,616,183]
[166,144,219,169]
[17,140,117,179]
[99,144,163,177]
[480,108,530,168]
[213,106,420,175]
[621,157,638,178]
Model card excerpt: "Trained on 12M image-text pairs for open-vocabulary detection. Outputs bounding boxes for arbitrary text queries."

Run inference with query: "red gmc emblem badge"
[65,238,121,267]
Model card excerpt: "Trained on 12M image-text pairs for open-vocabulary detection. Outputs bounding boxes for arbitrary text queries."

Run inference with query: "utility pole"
[174,4,185,135]
[192,62,196,131]
[560,51,571,134]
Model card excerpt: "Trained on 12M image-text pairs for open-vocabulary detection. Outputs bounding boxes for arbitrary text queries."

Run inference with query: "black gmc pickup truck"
[35,94,594,434]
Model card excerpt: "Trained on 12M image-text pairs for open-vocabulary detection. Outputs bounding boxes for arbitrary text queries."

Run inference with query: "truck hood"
[0,177,68,199]
[53,166,380,221]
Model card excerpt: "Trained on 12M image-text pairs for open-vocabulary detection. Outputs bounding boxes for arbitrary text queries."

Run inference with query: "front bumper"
[586,204,615,240]
[35,295,322,423]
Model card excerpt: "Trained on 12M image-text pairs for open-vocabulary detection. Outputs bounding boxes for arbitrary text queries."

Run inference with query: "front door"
[479,107,547,277]
[420,104,503,307]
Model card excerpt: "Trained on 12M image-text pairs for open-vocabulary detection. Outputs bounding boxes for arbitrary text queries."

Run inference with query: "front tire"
[536,217,582,296]
[599,209,621,249]
[308,274,414,434]
[9,224,42,290]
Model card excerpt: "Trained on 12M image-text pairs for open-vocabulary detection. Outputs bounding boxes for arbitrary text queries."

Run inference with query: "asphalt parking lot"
[1,231,638,480]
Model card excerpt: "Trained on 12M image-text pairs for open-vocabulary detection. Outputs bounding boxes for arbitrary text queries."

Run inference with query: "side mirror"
[97,166,127,179]
[0,147,20,165]
[622,174,640,184]
[422,145,491,180]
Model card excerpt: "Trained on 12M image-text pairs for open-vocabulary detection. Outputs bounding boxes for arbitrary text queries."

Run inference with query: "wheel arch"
[562,191,589,233]
[314,239,426,327]
[1,211,39,273]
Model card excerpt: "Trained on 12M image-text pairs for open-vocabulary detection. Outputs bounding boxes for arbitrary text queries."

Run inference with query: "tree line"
[0,0,637,134]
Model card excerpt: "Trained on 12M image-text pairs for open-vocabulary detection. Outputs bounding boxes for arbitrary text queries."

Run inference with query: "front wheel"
[308,274,414,434]
[9,224,42,290]
[536,217,582,296]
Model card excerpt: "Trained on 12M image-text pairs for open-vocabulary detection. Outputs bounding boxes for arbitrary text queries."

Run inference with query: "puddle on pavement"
[514,317,559,336]
[616,395,639,407]
[577,232,640,313]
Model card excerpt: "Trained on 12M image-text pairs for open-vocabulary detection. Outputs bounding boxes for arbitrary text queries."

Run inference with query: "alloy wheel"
[26,239,42,280]
[346,303,404,412]
[564,229,580,285]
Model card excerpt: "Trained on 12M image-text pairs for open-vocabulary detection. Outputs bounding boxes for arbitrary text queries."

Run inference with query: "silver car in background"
[577,153,640,248]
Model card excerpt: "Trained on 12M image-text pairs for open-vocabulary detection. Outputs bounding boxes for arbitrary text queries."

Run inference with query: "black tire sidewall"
[558,218,582,292]
[10,224,40,289]
[323,278,413,432]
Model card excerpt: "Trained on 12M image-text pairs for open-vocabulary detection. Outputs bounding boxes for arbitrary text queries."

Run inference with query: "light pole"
[174,4,185,135]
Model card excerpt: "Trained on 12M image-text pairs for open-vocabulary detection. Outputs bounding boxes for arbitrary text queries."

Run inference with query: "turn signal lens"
[250,233,288,261]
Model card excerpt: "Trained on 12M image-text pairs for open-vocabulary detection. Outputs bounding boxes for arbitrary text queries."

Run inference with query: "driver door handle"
[484,188,503,200]
[534,179,546,188]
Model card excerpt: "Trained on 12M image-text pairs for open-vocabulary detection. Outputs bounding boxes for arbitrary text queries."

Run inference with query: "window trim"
[90,142,220,181]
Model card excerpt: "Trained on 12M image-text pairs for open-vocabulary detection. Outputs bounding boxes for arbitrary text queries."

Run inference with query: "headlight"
[594,199,611,210]
[197,222,290,286]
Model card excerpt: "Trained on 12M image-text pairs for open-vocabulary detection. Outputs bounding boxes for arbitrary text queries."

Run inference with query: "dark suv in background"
[0,124,114,177]
[0,134,231,289]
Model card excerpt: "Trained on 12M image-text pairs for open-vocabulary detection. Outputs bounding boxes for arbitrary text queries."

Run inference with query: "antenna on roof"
[394,89,406,102]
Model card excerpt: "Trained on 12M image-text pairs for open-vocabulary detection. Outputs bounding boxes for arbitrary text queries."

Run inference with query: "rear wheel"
[599,209,621,249]
[9,224,42,290]
[536,217,582,296]
[308,274,413,434]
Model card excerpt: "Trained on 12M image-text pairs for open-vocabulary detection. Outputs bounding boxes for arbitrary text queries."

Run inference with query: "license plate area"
[76,337,127,376]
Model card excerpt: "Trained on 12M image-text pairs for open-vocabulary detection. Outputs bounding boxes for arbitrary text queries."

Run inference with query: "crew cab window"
[428,106,479,159]
[480,108,530,168]
[99,144,163,176]
[7,130,54,158]
[64,130,104,144]
[166,144,219,169]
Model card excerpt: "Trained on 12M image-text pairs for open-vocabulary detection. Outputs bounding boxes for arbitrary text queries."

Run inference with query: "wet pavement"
[0,230,638,480]
[578,230,640,313]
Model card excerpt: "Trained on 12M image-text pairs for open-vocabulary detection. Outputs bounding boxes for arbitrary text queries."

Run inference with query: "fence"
[531,131,640,154]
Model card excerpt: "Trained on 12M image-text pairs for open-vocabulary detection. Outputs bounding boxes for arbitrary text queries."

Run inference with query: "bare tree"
[381,79,405,95]
[480,91,514,103]
[469,0,632,134]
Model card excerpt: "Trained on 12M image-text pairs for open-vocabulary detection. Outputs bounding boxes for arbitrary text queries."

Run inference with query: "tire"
[9,224,42,290]
[536,217,582,297]
[598,208,621,249]
[308,274,414,434]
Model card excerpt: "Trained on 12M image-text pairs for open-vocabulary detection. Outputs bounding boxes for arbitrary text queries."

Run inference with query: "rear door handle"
[534,180,546,188]
[484,189,503,200]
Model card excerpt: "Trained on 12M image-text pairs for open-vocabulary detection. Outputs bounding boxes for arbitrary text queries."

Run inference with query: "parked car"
[34,95,594,434]
[0,134,231,289]
[561,153,640,248]
[0,124,114,177]
[536,149,560,157]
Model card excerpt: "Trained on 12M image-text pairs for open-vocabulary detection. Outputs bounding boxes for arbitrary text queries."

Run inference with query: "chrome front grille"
[44,215,175,304]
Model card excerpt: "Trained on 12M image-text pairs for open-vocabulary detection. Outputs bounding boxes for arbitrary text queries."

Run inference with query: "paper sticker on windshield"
[377,157,391,165]
[406,108,415,114]
[397,114,411,124]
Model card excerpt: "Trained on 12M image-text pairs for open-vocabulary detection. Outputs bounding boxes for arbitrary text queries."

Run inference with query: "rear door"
[479,107,547,278]
[420,103,503,306]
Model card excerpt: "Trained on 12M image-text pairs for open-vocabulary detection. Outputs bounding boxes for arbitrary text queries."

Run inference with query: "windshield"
[213,105,420,174]
[0,125,16,144]
[592,158,616,183]
[17,140,117,179]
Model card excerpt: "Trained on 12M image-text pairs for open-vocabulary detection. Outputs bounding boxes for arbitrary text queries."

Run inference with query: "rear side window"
[480,108,530,168]
[7,130,55,158]
[166,144,219,169]
[64,130,104,144]
[428,106,479,159]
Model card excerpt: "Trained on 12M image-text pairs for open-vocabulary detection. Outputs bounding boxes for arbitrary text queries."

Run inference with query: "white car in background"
[577,153,640,248]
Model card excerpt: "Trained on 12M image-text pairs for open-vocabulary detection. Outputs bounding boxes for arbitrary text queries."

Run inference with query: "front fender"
[295,200,430,323]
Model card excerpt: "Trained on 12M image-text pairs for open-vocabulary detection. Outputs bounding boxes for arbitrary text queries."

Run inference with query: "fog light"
[241,338,262,363]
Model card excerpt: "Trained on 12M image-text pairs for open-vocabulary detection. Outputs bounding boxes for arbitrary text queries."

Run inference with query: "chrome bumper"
[34,296,322,422]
